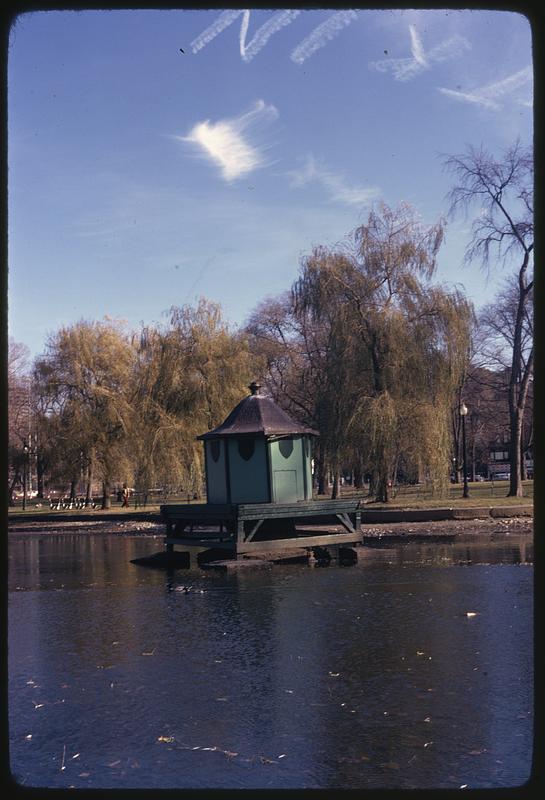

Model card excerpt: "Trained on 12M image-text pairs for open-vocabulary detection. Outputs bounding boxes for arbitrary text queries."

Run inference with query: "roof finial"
[248,381,261,396]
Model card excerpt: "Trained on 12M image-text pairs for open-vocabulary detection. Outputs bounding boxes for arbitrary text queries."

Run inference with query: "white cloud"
[287,154,380,207]
[370,24,470,81]
[438,66,533,111]
[180,100,278,182]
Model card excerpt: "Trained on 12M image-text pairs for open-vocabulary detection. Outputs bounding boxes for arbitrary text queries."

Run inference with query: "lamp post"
[459,402,469,499]
[22,443,29,511]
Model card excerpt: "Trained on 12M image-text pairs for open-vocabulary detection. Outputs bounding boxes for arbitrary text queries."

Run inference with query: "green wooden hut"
[197,382,318,505]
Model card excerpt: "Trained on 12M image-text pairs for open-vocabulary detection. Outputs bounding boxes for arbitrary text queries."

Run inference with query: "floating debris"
[466,611,478,618]
[157,736,175,743]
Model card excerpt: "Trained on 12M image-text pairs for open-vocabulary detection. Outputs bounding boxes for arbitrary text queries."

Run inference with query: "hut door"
[274,470,298,503]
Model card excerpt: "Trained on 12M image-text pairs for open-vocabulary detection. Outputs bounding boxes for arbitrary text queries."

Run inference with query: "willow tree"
[290,247,375,497]
[291,202,472,501]
[133,298,253,498]
[247,254,366,498]
[443,141,533,496]
[34,319,136,508]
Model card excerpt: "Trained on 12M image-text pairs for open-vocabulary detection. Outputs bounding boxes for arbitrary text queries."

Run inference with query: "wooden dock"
[160,499,363,557]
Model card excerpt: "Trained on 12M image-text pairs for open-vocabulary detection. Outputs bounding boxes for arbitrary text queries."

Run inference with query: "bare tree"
[7,339,32,504]
[443,141,533,496]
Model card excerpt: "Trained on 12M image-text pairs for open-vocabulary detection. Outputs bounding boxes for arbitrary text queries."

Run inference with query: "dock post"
[235,519,245,560]
[355,509,361,534]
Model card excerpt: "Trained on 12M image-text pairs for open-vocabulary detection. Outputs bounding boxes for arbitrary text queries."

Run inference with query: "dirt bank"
[361,515,533,538]
[8,515,533,538]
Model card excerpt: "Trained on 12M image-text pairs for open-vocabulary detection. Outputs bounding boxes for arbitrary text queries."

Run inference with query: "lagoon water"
[8,532,533,790]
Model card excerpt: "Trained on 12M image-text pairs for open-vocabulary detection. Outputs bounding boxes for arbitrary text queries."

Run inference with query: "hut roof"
[197,382,319,440]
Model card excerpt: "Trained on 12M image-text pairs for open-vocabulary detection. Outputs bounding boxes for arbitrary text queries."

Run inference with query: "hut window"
[279,438,294,459]
[210,440,221,463]
[237,438,255,461]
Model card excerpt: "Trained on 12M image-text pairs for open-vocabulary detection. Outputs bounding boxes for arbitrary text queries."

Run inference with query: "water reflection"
[8,532,533,790]
[359,533,532,567]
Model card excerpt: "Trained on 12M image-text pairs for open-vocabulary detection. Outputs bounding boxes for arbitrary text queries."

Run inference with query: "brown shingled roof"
[197,382,319,440]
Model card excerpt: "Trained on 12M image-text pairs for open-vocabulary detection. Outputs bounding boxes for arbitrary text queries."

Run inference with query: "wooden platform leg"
[235,519,245,559]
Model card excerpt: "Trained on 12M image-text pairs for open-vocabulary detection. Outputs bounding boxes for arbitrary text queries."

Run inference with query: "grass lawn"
[8,480,533,518]
[334,480,534,510]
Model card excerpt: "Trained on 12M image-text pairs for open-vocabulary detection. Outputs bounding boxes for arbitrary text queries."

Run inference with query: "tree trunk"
[85,454,94,506]
[36,454,46,498]
[316,451,327,496]
[101,479,111,509]
[69,479,76,503]
[508,259,532,497]
[376,475,389,503]
[520,434,526,481]
[8,472,20,507]
[353,460,363,489]
[331,471,341,499]
[508,347,533,497]
[369,470,378,498]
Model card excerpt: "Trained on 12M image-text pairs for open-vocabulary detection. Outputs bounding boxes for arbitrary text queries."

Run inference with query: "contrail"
[239,9,301,63]
[291,10,358,65]
[191,9,301,63]
[438,66,532,111]
[190,9,242,54]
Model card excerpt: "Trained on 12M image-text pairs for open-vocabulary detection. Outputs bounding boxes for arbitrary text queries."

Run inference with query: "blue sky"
[8,8,533,357]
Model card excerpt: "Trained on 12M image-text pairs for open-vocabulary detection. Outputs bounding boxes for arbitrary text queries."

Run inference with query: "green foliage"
[132,298,253,497]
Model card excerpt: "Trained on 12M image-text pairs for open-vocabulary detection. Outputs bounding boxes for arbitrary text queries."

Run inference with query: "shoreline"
[7,515,533,539]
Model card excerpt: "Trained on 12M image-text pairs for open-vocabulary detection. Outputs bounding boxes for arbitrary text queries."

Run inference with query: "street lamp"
[22,443,29,511]
[459,402,469,499]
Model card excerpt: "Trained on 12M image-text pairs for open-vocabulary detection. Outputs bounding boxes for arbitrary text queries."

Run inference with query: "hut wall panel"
[228,438,270,503]
[269,436,306,502]
[205,440,228,504]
